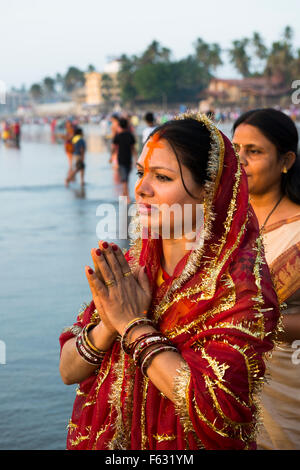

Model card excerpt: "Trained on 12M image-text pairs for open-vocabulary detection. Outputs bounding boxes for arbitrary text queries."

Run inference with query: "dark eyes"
[233,144,262,156]
[136,171,172,182]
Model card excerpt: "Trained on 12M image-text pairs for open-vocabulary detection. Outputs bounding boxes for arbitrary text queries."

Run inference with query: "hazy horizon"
[1,0,300,90]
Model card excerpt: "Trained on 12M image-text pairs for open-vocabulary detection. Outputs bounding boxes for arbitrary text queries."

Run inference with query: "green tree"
[43,76,55,95]
[139,40,171,65]
[247,32,269,75]
[174,55,210,102]
[55,73,64,92]
[194,38,223,73]
[118,39,217,105]
[118,54,138,104]
[101,73,114,104]
[64,66,85,91]
[133,62,176,102]
[283,25,293,44]
[228,39,251,77]
[264,27,294,82]
[30,83,43,101]
[291,48,300,78]
[87,64,96,73]
[252,32,268,61]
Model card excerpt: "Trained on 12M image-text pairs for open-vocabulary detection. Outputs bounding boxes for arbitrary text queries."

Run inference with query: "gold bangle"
[121,314,152,354]
[125,317,145,329]
[84,323,105,355]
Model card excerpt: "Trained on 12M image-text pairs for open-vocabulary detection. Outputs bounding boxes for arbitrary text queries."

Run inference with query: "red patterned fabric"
[59,120,280,450]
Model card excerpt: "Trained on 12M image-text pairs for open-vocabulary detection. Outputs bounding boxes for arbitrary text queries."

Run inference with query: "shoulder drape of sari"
[59,114,280,450]
[257,214,300,450]
[263,214,300,303]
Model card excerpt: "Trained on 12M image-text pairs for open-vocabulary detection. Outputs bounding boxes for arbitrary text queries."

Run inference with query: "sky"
[1,0,300,89]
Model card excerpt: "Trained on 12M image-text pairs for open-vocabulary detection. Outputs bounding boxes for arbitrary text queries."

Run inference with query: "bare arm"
[279,288,300,343]
[109,143,118,163]
[59,321,116,385]
[125,324,185,402]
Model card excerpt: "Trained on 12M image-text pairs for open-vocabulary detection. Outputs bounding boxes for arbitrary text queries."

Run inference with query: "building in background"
[85,60,121,112]
[202,76,290,109]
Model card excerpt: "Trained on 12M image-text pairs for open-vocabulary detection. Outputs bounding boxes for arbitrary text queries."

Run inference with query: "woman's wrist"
[88,322,117,351]
[128,324,157,344]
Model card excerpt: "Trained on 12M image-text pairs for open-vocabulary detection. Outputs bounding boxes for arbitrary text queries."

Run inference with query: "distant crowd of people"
[0,120,21,148]
[59,111,159,200]
[56,121,87,188]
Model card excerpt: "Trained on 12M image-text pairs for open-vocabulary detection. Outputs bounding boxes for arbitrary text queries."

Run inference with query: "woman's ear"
[283,151,296,171]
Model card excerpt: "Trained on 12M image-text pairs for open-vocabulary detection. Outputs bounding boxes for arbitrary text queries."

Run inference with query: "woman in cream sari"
[233,108,300,450]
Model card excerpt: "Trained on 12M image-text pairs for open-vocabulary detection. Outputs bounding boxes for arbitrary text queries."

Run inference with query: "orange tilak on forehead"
[136,133,164,191]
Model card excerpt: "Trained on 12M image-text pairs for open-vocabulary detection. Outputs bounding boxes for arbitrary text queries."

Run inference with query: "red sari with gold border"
[59,114,280,450]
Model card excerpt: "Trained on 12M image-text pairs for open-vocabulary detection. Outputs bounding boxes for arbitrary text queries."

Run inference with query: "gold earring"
[283,167,288,174]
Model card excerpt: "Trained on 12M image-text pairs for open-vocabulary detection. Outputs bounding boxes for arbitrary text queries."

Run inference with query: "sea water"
[0,125,132,449]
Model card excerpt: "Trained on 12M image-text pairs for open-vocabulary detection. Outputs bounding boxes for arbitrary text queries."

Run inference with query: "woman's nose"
[135,173,154,197]
[238,148,248,167]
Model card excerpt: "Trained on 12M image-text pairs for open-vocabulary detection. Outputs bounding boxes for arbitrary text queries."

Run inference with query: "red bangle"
[140,345,178,377]
[121,317,153,354]
[133,335,171,365]
[128,331,165,355]
[76,326,106,366]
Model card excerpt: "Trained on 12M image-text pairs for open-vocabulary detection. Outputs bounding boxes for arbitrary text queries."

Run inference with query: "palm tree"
[291,48,300,78]
[139,40,171,65]
[64,66,85,92]
[265,40,293,82]
[43,77,55,96]
[250,32,268,75]
[283,25,293,44]
[118,54,138,104]
[252,32,268,60]
[30,83,43,101]
[228,39,251,77]
[87,64,96,73]
[101,73,113,105]
[194,38,223,73]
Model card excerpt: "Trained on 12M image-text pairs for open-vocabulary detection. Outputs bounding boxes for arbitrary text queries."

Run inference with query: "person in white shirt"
[142,112,157,144]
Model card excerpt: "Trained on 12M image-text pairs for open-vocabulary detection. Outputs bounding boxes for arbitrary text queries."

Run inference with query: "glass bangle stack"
[76,323,106,366]
[121,317,178,377]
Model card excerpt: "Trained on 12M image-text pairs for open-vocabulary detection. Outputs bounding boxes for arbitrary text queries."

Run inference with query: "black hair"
[119,118,128,130]
[144,112,154,124]
[232,108,300,204]
[148,118,211,199]
[74,127,83,136]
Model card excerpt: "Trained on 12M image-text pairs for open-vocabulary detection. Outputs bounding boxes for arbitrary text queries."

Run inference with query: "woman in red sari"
[59,113,280,450]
